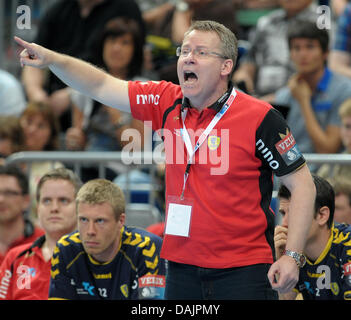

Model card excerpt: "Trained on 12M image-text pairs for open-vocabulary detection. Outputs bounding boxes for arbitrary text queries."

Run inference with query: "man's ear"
[221,59,234,77]
[119,213,126,226]
[317,206,330,227]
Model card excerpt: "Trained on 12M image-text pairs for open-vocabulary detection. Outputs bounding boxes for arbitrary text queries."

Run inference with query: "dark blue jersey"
[49,226,165,300]
[295,223,351,300]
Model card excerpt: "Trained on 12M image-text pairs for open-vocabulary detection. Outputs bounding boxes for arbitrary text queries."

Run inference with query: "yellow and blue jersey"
[295,223,351,300]
[49,226,165,300]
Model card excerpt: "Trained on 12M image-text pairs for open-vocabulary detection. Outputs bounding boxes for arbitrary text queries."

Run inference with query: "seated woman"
[65,17,149,182]
[66,17,147,154]
[19,102,64,218]
[0,116,25,164]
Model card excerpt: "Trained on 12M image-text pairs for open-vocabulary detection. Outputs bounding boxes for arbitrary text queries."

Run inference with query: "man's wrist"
[283,249,306,268]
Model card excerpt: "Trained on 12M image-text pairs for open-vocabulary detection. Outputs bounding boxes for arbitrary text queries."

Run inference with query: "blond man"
[49,179,165,300]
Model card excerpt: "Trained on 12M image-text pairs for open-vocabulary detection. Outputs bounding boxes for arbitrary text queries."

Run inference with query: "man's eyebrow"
[181,44,209,49]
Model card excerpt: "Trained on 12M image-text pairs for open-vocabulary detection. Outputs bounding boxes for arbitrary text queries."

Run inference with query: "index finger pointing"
[14,36,31,49]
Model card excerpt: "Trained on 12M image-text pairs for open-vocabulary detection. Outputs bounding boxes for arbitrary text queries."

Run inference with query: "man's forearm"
[280,165,316,253]
[49,52,108,102]
[47,51,130,112]
[16,37,131,112]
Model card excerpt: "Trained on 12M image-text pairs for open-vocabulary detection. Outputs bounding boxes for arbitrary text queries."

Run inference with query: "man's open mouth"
[184,71,198,84]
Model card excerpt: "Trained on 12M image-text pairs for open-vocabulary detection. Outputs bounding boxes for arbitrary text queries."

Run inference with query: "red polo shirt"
[129,80,305,268]
[0,236,51,300]
[0,220,44,266]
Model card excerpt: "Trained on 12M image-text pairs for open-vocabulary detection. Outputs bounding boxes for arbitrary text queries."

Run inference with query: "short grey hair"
[184,20,238,79]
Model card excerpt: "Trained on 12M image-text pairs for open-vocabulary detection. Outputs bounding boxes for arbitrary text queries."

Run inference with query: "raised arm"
[15,36,131,113]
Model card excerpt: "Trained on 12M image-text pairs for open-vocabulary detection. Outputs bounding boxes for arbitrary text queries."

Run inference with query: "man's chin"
[181,86,198,100]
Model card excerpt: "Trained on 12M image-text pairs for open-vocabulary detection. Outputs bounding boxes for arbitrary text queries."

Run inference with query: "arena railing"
[5,151,166,228]
[6,151,351,175]
[6,151,351,222]
[6,150,165,201]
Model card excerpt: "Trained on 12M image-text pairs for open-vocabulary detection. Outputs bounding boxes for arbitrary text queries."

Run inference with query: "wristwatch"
[283,250,306,268]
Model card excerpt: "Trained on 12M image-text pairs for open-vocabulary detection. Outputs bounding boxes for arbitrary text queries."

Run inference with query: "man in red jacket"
[0,168,81,300]
[0,165,44,266]
[15,20,316,299]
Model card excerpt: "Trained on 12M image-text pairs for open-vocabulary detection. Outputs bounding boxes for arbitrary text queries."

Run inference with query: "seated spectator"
[20,0,144,138]
[233,0,317,100]
[0,165,44,266]
[0,168,81,300]
[273,19,351,158]
[274,174,351,300]
[66,17,146,153]
[0,116,25,165]
[19,102,64,217]
[318,98,351,180]
[0,69,26,116]
[330,175,351,224]
[20,101,60,152]
[49,179,165,300]
[66,17,149,182]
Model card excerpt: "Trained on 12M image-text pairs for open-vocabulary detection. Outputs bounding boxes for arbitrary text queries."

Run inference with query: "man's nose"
[183,51,196,63]
[87,221,96,236]
[50,200,60,212]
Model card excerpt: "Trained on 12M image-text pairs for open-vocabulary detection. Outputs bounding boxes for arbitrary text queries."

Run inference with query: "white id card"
[165,198,193,237]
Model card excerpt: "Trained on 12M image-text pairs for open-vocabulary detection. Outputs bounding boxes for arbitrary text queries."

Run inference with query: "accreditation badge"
[164,195,194,238]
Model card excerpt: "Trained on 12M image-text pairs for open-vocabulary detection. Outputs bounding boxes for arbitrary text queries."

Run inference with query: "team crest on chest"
[208,136,220,150]
[120,284,129,298]
[330,282,340,296]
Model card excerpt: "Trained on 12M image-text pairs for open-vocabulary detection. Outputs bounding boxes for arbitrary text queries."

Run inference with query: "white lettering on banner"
[256,139,279,169]
[136,94,160,105]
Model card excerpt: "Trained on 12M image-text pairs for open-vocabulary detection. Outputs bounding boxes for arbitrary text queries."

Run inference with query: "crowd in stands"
[0,0,351,300]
